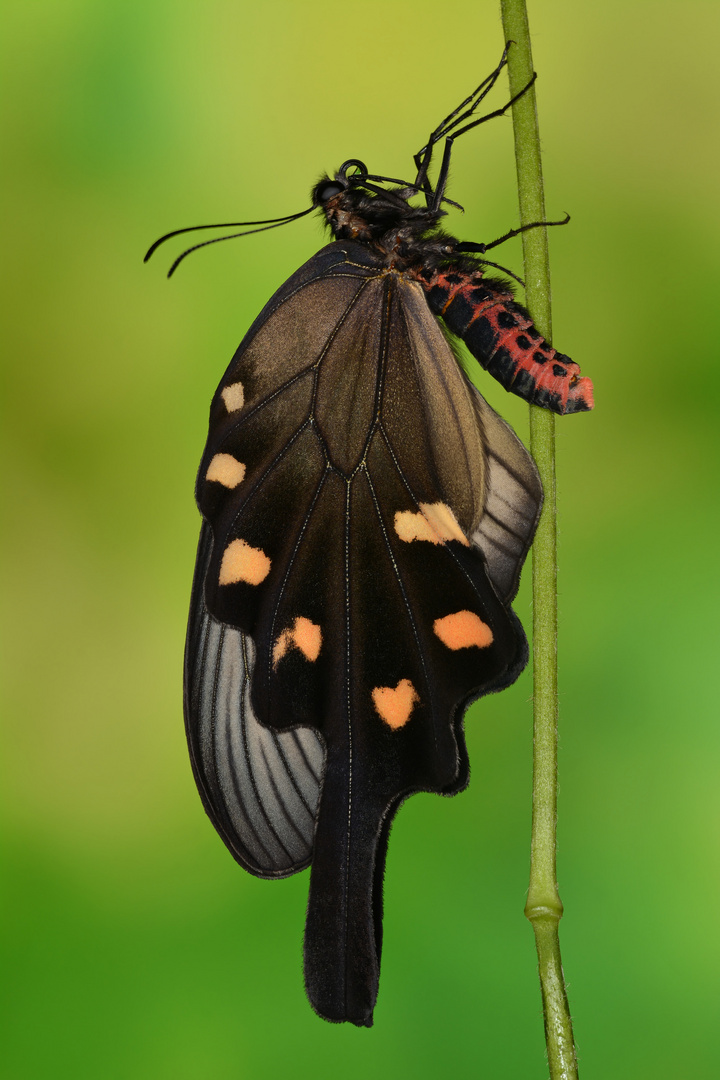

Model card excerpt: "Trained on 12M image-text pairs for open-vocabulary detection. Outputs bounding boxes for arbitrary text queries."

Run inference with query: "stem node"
[525,902,563,924]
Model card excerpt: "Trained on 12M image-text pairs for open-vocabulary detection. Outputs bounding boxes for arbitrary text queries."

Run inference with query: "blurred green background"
[2,1,719,1076]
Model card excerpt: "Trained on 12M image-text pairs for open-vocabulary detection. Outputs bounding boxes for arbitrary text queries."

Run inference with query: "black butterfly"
[147,46,592,1027]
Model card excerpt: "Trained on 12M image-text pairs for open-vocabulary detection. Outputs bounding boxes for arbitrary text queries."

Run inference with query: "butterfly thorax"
[318,183,471,273]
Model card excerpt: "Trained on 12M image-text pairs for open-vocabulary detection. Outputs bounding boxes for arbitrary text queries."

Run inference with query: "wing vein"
[219,367,314,441]
[265,732,318,821]
[483,507,526,543]
[265,471,330,688]
[258,740,315,847]
[377,422,492,598]
[224,419,313,539]
[363,466,437,739]
[398,299,478,496]
[235,631,295,863]
[487,449,537,494]
[221,275,373,445]
[249,266,370,324]
[475,525,522,560]
[289,727,322,786]
[210,624,277,865]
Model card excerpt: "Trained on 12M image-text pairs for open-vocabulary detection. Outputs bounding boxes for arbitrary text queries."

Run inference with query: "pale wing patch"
[466,382,542,602]
[394,502,469,546]
[184,523,323,876]
[434,611,493,650]
[371,679,419,730]
[221,382,245,412]
[273,617,322,667]
[206,453,246,489]
[421,502,470,546]
[219,539,271,586]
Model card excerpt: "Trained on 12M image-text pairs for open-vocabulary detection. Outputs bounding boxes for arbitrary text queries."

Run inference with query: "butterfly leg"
[412,43,512,195]
[430,72,538,212]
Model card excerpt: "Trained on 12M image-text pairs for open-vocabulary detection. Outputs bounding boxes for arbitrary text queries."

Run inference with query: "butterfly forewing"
[186,239,542,1024]
[386,280,488,535]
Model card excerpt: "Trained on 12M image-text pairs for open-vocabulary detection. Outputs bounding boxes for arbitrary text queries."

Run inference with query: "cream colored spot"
[433,610,493,650]
[371,679,419,730]
[394,502,469,546]
[293,617,322,661]
[206,453,246,489]
[272,617,322,667]
[221,382,245,412]
[394,509,436,544]
[219,539,271,586]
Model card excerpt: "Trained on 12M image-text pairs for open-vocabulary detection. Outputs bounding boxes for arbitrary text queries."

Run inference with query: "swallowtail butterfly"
[147,46,593,1026]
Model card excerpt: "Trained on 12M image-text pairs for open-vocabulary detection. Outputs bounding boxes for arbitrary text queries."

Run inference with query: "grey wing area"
[468,384,543,603]
[184,523,325,877]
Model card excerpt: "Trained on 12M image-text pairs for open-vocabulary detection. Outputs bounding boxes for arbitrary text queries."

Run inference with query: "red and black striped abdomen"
[418,268,594,415]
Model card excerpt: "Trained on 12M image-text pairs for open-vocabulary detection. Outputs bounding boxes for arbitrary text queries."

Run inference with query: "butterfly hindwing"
[184,521,325,876]
[185,240,542,1024]
[468,384,543,600]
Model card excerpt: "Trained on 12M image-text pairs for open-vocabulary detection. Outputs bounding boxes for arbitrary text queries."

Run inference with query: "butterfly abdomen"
[419,267,594,414]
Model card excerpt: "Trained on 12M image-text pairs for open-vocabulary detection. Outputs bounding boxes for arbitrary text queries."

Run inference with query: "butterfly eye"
[315,181,345,204]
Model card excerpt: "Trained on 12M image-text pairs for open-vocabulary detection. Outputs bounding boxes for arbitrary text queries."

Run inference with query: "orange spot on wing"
[394,502,469,546]
[221,382,245,412]
[272,617,322,667]
[433,610,493,650]
[394,509,437,543]
[272,631,291,666]
[206,453,246,488]
[372,679,419,730]
[292,617,322,661]
[219,539,271,586]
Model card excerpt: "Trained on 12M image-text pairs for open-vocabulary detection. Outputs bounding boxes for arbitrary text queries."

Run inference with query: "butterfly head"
[312,159,450,266]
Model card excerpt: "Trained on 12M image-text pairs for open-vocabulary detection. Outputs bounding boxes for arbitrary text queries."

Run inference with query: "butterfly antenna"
[163,210,315,277]
[144,206,314,266]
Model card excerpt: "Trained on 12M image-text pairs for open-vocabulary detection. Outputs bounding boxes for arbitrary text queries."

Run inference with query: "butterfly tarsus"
[429,72,538,213]
[413,41,513,194]
[479,212,571,254]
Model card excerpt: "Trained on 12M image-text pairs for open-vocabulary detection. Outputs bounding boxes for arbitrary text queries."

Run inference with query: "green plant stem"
[499,2,579,1077]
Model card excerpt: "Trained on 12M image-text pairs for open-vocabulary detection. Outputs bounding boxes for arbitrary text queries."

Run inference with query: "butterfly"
[147,46,593,1027]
